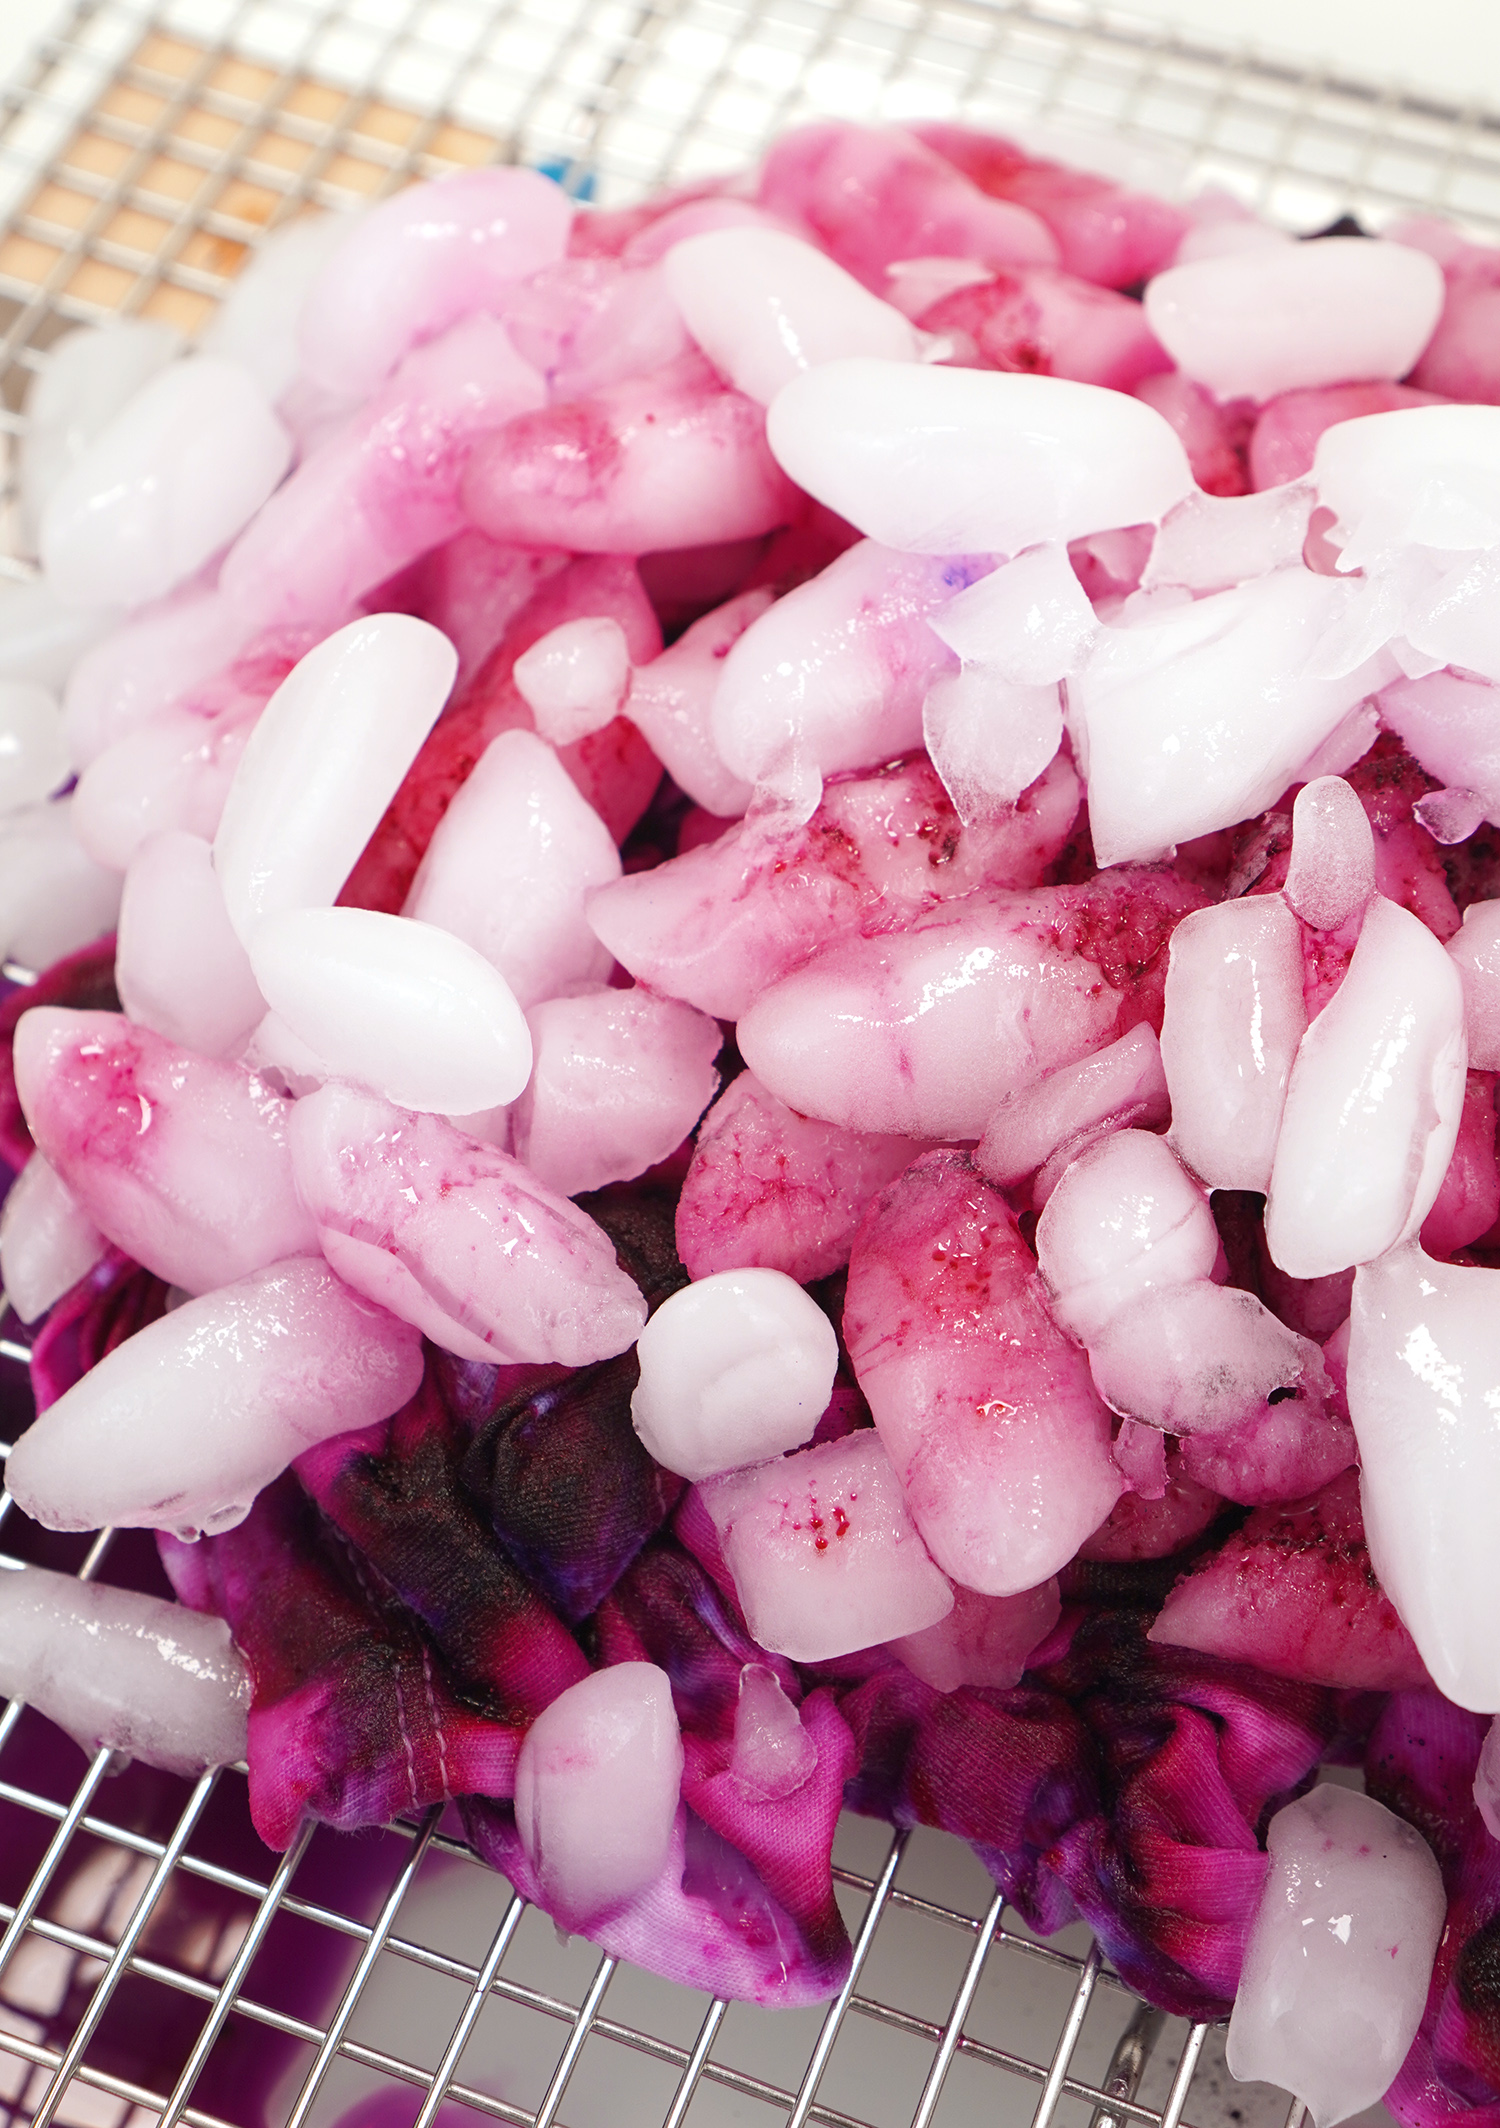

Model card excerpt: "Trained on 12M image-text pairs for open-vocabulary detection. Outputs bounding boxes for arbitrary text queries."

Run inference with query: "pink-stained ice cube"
[1036,1129,1219,1345]
[5,1254,424,1538]
[910,123,1188,289]
[60,582,254,769]
[1085,1280,1330,1439]
[888,1577,1061,1693]
[756,124,1058,289]
[288,1081,646,1365]
[379,534,569,691]
[220,315,546,630]
[915,267,1170,392]
[403,728,620,1010]
[1147,1469,1427,1691]
[513,1663,683,1926]
[845,1150,1122,1593]
[1247,382,1441,492]
[296,167,573,400]
[14,1006,317,1294]
[620,589,768,816]
[512,615,632,747]
[71,688,261,872]
[1410,260,1500,405]
[115,829,265,1059]
[710,541,987,815]
[1419,1068,1500,1258]
[736,872,1196,1140]
[0,1151,104,1323]
[976,1023,1170,1197]
[499,254,693,401]
[700,1430,954,1663]
[510,986,721,1197]
[1134,370,1251,496]
[587,751,1081,1023]
[1448,901,1500,1070]
[675,1070,920,1282]
[461,353,799,555]
[340,556,664,915]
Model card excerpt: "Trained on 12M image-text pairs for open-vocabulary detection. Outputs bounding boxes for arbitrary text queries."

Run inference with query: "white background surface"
[3,0,1500,114]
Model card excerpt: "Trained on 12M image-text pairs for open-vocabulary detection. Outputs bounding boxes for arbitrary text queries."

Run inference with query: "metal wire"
[0,0,1489,2119]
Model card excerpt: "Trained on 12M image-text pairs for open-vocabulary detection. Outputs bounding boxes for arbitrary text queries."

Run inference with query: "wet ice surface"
[767,358,1194,555]
[1265,897,1466,1278]
[514,1663,684,1926]
[7,1256,424,1537]
[0,1560,250,1775]
[701,1431,954,1662]
[1227,1784,1444,2128]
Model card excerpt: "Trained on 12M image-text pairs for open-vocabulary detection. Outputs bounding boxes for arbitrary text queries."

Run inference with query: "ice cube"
[766,357,1194,556]
[1144,240,1444,402]
[1226,1783,1445,2127]
[631,1266,838,1481]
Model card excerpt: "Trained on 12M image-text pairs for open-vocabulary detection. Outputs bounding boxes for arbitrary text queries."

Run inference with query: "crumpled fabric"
[20,1108,1368,2021]
[842,1605,1335,2019]
[160,1473,526,1850]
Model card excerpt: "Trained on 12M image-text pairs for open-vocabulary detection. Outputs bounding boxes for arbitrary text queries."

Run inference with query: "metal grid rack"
[0,0,1493,2119]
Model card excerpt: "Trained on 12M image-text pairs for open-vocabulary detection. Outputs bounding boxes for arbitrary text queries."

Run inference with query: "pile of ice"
[1,119,1499,2111]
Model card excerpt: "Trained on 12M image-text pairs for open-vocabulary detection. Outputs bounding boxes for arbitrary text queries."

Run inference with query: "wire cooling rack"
[0,0,1495,2119]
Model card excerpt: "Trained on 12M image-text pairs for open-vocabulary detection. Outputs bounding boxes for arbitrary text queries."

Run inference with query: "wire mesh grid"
[0,0,1490,2119]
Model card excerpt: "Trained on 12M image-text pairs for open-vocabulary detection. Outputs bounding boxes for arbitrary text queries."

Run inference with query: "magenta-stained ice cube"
[14,1005,317,1294]
[699,1431,953,1663]
[846,1150,1122,1593]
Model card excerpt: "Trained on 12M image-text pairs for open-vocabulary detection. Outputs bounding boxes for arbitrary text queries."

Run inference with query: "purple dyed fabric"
[295,1370,591,1720]
[160,1476,525,1850]
[844,1606,1335,2020]
[459,1182,689,1621]
[466,1538,858,2007]
[1367,1689,1500,2128]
